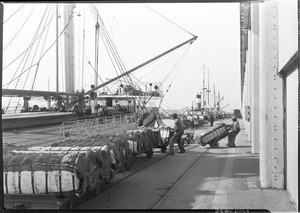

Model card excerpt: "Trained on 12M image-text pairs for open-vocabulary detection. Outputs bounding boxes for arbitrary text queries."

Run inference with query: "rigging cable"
[3,7,74,88]
[3,3,25,24]
[133,44,191,113]
[88,6,121,80]
[82,51,94,87]
[2,4,58,72]
[138,46,184,81]
[164,44,191,94]
[106,13,134,86]
[98,19,129,84]
[161,46,190,84]
[3,5,36,50]
[93,5,141,88]
[142,4,195,37]
[84,51,119,93]
[133,5,197,117]
[4,5,53,112]
[91,5,132,86]
[169,44,191,84]
[5,4,50,89]
[87,58,113,93]
[160,45,190,84]
[156,44,192,113]
[120,43,186,93]
[100,27,130,85]
[3,4,23,69]
[98,7,133,86]
[123,44,190,111]
[110,7,133,70]
[28,5,53,89]
[90,7,152,114]
[31,5,55,90]
[123,47,185,96]
[123,40,188,89]
[159,106,173,116]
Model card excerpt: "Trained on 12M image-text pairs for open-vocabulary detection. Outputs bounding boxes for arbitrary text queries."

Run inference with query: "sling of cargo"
[198,123,231,146]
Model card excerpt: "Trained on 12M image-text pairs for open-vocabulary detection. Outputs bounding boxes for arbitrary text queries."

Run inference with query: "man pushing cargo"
[227,115,240,147]
[169,113,186,155]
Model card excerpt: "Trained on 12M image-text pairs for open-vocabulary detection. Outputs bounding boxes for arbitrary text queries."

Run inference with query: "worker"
[195,115,200,129]
[98,105,104,117]
[209,114,214,127]
[190,116,195,129]
[169,113,185,155]
[227,115,240,147]
[137,113,147,127]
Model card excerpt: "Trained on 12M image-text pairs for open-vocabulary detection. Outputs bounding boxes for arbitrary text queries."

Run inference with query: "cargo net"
[3,127,169,195]
[3,134,133,196]
[124,126,168,154]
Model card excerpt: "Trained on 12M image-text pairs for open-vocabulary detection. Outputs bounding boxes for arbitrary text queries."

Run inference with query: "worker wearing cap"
[169,113,185,155]
[227,115,240,147]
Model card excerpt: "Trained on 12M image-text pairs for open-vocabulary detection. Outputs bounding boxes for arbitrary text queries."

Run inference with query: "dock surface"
[75,119,297,212]
[2,119,297,211]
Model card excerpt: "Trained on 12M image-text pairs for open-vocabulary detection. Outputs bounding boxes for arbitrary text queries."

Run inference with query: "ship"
[2,3,197,130]
[180,64,227,128]
[2,3,197,209]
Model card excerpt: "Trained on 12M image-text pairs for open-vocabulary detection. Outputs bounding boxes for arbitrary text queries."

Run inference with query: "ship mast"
[207,68,210,108]
[64,4,76,97]
[94,15,100,87]
[218,90,221,110]
[202,63,206,110]
[56,4,59,92]
[213,84,216,109]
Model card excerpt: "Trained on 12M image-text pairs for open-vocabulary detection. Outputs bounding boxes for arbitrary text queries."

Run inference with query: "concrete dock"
[157,119,297,212]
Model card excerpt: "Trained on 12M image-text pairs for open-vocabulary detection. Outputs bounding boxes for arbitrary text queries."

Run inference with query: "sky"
[2,2,241,112]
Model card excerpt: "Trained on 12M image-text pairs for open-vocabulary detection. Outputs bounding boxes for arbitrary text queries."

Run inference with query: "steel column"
[0,2,4,211]
[246,31,251,142]
[259,0,284,188]
[250,3,259,154]
[269,0,284,188]
[259,1,272,188]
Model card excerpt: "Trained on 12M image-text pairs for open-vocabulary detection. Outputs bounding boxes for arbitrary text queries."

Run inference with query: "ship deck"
[2,112,95,131]
[2,111,73,120]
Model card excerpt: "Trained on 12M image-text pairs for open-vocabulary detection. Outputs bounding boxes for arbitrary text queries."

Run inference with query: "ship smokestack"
[196,93,201,110]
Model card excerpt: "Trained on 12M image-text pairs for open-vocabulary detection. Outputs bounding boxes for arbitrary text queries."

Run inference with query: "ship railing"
[58,113,140,140]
